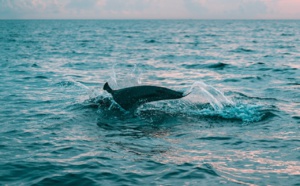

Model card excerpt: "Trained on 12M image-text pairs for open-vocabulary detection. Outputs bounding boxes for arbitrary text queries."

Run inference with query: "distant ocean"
[0,20,299,185]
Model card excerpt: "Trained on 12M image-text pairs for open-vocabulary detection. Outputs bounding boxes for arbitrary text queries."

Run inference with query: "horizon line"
[1,18,300,21]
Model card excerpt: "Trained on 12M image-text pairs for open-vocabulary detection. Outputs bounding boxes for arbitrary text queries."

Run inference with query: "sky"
[0,0,300,19]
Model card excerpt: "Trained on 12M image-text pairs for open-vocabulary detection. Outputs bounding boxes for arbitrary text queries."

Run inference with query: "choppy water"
[0,20,300,185]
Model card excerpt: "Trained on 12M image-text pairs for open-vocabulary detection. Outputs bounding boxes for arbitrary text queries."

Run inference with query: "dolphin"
[103,82,188,111]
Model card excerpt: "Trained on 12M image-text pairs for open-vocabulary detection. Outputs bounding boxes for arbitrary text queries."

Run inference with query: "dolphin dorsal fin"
[103,82,113,94]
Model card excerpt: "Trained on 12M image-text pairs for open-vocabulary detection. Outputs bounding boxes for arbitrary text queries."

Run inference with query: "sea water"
[0,20,299,185]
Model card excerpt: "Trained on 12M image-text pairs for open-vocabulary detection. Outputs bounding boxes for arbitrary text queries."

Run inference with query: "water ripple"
[1,20,300,186]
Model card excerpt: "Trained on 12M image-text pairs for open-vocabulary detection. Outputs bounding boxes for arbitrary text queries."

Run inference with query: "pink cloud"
[265,0,300,19]
[1,0,300,19]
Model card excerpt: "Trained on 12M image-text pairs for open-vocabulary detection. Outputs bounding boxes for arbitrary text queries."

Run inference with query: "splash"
[182,81,266,122]
[108,64,142,89]
[72,65,266,123]
[195,104,265,123]
[57,78,100,100]
[185,81,234,110]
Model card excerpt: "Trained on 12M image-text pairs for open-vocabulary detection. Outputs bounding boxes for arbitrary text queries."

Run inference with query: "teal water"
[0,20,299,185]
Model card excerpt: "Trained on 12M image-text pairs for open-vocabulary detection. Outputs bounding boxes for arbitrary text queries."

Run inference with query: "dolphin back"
[103,82,186,110]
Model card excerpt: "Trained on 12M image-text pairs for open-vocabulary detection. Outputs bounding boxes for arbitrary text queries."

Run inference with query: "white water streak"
[185,81,233,111]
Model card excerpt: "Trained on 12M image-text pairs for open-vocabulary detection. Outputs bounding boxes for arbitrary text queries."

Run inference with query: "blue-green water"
[0,20,299,185]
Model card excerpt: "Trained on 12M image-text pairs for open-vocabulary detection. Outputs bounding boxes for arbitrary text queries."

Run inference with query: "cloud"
[0,0,64,19]
[0,0,300,19]
[65,0,106,12]
[183,0,208,18]
[182,0,268,19]
[104,0,148,12]
[100,0,190,19]
[261,0,300,19]
[224,0,268,19]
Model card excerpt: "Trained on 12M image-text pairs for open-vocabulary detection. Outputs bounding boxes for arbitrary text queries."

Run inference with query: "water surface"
[0,20,299,185]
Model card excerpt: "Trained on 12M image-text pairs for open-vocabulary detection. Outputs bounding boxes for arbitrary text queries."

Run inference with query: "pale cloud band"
[0,0,299,19]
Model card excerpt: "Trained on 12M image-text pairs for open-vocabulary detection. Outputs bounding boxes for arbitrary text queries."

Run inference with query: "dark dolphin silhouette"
[103,82,188,110]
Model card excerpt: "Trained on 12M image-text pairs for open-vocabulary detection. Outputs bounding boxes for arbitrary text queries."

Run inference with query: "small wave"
[276,45,295,49]
[224,78,240,82]
[206,62,228,69]
[35,75,48,79]
[181,64,202,69]
[144,39,156,43]
[281,33,294,37]
[256,62,265,65]
[7,38,17,42]
[253,28,264,32]
[77,39,92,43]
[21,40,38,44]
[181,62,230,70]
[35,172,96,185]
[230,47,255,53]
[196,136,232,141]
[258,67,272,71]
[31,63,40,68]
[241,76,262,81]
[263,55,273,58]
[160,162,219,180]
[55,81,76,87]
[292,116,300,120]
[232,91,282,102]
[287,82,300,86]
[203,33,219,37]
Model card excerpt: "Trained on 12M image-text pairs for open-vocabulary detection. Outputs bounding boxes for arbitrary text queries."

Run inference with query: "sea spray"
[185,81,234,110]
[181,81,264,122]
[108,64,142,89]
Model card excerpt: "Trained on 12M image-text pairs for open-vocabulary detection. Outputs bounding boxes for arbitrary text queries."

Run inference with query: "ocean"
[0,20,299,185]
